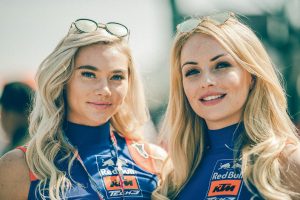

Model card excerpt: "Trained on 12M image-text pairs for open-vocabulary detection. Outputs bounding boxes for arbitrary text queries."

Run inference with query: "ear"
[250,75,256,90]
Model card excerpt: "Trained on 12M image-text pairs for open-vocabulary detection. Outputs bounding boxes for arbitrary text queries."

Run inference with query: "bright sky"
[0,0,288,79]
[0,0,172,84]
[0,0,291,107]
[0,0,290,110]
[0,0,292,147]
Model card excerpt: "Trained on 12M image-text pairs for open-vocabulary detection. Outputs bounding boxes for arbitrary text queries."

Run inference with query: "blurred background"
[1,0,300,153]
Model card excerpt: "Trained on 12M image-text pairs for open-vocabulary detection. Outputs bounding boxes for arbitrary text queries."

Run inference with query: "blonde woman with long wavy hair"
[152,12,300,200]
[0,18,166,200]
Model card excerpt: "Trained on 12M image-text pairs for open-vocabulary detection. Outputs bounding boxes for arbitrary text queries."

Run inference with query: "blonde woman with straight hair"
[0,18,166,200]
[153,12,300,200]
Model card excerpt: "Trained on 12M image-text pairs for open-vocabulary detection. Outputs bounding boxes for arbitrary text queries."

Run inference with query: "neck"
[64,121,111,148]
[207,122,244,149]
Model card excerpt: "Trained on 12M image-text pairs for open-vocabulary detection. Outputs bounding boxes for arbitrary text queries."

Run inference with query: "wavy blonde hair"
[153,14,300,199]
[26,24,148,199]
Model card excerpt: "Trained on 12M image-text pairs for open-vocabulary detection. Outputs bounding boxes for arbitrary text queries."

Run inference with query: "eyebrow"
[210,53,226,62]
[76,65,128,73]
[181,61,198,69]
[111,69,128,74]
[77,65,98,71]
[181,53,227,69]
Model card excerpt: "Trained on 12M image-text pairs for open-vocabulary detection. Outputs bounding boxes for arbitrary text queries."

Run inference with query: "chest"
[28,145,158,200]
[177,149,262,200]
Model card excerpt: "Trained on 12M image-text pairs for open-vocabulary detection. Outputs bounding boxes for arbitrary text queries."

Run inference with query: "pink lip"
[199,92,226,106]
[87,102,112,109]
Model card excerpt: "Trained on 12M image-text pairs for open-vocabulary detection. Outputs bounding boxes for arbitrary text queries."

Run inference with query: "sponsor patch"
[103,175,139,190]
[208,180,242,196]
[206,159,243,200]
[96,155,143,198]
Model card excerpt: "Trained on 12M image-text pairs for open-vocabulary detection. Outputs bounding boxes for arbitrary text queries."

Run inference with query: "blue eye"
[81,71,96,78]
[111,74,125,80]
[216,61,231,69]
[185,69,200,77]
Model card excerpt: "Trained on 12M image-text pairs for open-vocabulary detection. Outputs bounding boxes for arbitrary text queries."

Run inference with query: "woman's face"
[181,33,253,130]
[66,43,129,126]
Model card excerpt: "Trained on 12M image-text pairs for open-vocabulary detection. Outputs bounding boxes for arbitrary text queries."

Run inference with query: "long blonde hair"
[26,24,148,199]
[153,14,300,199]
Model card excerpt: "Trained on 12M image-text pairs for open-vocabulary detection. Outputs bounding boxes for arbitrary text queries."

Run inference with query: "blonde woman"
[0,19,166,200]
[153,13,300,200]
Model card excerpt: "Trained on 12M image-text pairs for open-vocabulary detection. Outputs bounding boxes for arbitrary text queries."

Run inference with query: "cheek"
[66,84,76,104]
[226,72,251,102]
[182,80,197,103]
[65,80,84,108]
[114,83,128,103]
[223,70,249,89]
[183,82,196,107]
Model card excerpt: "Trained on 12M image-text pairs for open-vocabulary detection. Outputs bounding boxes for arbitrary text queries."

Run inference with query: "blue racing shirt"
[19,121,164,200]
[177,123,263,200]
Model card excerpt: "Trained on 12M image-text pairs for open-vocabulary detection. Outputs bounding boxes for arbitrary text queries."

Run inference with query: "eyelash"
[184,62,231,77]
[185,69,199,77]
[215,61,231,69]
[80,71,125,81]
[81,71,96,78]
[111,74,125,80]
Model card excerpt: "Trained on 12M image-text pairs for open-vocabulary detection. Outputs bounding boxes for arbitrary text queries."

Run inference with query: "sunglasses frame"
[176,12,235,33]
[72,18,130,38]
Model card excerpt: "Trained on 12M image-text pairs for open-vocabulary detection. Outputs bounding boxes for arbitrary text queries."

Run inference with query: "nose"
[200,71,216,88]
[94,78,111,96]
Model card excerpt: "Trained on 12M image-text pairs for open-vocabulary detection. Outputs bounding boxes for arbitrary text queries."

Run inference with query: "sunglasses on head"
[176,12,235,33]
[71,18,130,38]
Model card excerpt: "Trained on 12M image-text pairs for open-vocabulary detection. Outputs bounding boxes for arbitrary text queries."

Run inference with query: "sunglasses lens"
[106,23,129,37]
[75,19,97,33]
[176,12,232,33]
[208,12,230,25]
[177,19,199,33]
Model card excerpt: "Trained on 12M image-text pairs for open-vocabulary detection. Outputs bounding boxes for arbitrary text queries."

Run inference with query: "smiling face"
[66,43,129,126]
[180,33,253,130]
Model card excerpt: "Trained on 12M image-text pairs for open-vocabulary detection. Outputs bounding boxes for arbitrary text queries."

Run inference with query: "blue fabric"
[28,121,157,199]
[177,123,263,200]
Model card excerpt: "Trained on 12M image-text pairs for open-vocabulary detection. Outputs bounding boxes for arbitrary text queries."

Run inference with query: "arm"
[148,143,168,172]
[281,144,300,198]
[0,149,30,200]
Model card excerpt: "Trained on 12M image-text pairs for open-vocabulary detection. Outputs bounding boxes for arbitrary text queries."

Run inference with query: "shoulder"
[147,143,168,175]
[126,138,167,161]
[125,138,168,174]
[147,143,168,161]
[280,143,300,193]
[282,143,300,168]
[0,149,30,199]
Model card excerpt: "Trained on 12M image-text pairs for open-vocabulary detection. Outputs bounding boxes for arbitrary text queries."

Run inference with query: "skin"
[0,149,29,200]
[180,33,300,197]
[281,143,300,198]
[180,33,253,130]
[66,43,129,126]
[0,43,129,199]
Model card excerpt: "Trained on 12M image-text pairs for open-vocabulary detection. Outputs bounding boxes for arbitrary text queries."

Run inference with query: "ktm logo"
[110,179,134,187]
[208,180,241,196]
[104,175,139,190]
[213,183,235,192]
